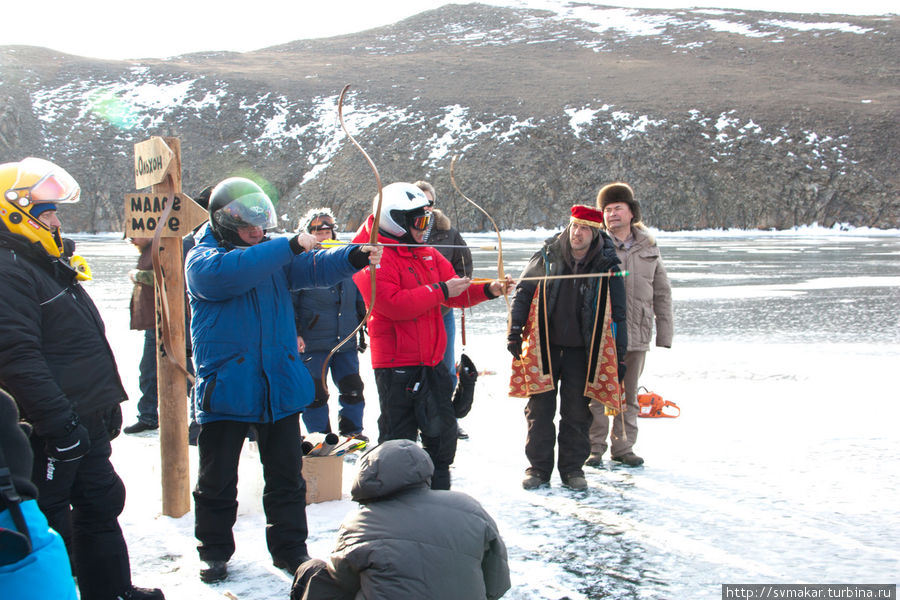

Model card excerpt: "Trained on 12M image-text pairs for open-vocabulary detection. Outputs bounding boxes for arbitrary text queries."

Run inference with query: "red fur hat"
[570,204,604,229]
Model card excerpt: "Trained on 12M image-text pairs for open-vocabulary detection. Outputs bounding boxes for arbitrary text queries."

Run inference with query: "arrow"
[470,271,629,284]
[319,239,497,251]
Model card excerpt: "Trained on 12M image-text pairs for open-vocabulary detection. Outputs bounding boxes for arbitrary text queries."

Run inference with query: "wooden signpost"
[126,136,205,517]
[124,192,207,238]
[133,137,175,190]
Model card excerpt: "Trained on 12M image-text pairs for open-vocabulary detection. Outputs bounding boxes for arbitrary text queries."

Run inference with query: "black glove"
[289,234,306,255]
[507,326,523,360]
[104,404,123,441]
[357,327,368,353]
[618,361,627,383]
[45,415,90,462]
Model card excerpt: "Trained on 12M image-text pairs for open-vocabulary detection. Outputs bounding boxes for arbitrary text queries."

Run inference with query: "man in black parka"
[507,205,627,492]
[0,157,163,600]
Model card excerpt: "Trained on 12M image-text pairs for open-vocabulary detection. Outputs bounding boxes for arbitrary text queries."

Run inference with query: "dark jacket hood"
[351,439,434,503]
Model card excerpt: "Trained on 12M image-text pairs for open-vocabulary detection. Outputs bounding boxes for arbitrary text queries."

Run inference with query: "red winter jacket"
[352,215,493,368]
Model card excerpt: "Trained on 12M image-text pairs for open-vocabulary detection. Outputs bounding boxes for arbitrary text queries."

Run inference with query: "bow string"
[321,85,383,392]
[450,155,511,332]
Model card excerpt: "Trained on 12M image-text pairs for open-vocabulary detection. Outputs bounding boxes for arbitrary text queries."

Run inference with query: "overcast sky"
[3,0,895,60]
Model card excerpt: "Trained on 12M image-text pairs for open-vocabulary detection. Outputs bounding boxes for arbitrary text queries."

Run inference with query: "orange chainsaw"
[637,387,680,418]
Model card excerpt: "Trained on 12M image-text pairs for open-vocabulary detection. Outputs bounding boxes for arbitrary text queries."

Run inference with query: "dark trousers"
[136,328,158,426]
[193,414,309,564]
[524,345,592,479]
[374,363,456,490]
[300,350,365,435]
[30,412,132,600]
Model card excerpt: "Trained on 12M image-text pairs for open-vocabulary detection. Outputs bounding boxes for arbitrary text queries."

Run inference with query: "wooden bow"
[450,155,511,331]
[321,85,383,391]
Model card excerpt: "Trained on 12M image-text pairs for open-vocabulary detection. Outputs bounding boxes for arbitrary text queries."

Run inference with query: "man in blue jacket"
[185,178,381,584]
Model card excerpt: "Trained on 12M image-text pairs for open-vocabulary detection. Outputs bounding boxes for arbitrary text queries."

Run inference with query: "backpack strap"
[0,442,32,554]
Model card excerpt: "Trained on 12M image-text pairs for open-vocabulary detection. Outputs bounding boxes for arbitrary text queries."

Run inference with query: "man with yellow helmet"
[0,158,165,600]
[0,157,79,255]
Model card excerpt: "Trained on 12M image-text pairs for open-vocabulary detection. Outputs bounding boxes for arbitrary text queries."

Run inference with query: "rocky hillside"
[1,3,897,232]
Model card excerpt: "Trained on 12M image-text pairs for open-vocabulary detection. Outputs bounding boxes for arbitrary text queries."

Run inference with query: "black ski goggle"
[309,221,336,232]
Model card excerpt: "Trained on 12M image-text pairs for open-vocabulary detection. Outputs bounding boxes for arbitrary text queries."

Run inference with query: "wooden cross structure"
[125,137,206,517]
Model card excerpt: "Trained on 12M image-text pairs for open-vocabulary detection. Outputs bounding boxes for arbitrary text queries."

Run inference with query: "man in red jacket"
[351,182,511,490]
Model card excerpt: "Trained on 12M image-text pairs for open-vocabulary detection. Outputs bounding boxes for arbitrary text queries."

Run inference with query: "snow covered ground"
[71,228,899,599]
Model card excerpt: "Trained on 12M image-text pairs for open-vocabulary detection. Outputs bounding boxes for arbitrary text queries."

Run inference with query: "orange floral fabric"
[509,279,623,412]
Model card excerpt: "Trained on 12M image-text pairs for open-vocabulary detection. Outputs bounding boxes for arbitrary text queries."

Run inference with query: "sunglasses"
[309,222,336,232]
[409,214,431,231]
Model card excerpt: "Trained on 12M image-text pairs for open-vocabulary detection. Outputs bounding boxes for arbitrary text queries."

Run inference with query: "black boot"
[273,553,311,575]
[119,586,165,599]
[123,421,158,434]
[199,559,228,583]
[611,452,644,467]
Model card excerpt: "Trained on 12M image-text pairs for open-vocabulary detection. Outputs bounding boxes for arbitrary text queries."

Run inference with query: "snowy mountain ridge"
[1,3,897,231]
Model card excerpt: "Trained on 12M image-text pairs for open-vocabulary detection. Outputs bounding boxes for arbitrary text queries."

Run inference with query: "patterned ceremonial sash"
[509,278,623,412]
[584,281,623,412]
[509,284,554,397]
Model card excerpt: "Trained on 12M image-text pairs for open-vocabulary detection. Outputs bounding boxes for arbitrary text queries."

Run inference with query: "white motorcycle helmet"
[374,182,431,240]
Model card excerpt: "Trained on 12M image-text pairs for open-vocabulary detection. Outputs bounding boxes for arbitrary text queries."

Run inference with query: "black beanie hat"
[0,389,38,507]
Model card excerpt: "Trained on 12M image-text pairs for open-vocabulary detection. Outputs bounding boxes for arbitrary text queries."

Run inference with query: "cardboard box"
[302,455,343,504]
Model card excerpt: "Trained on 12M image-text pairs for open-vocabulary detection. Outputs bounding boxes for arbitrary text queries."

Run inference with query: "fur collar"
[431,208,452,231]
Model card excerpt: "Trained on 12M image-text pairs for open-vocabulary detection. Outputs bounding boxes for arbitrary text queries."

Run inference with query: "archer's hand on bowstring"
[359,244,383,265]
[445,276,473,298]
[292,232,318,252]
[489,275,515,297]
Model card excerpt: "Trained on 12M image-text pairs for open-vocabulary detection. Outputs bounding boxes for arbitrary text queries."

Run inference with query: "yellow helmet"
[0,157,80,257]
[69,254,93,281]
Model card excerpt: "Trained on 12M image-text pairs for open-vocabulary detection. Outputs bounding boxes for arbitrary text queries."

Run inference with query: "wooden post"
[127,137,207,517]
[152,137,191,517]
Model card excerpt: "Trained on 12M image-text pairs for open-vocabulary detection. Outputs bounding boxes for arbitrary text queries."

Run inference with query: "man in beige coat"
[587,183,673,467]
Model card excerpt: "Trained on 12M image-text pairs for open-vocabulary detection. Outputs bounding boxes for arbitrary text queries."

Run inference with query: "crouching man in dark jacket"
[291,439,511,600]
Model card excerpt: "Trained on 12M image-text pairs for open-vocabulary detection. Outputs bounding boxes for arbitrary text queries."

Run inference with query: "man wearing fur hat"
[508,205,627,491]
[587,183,673,468]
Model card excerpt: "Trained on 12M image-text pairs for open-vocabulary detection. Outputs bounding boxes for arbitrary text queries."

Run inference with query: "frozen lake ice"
[69,228,899,599]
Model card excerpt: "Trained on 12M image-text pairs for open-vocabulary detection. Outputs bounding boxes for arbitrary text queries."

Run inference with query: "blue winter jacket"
[292,281,366,354]
[186,224,361,424]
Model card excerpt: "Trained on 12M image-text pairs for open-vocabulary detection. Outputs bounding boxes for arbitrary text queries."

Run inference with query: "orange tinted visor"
[29,172,80,203]
[410,214,431,231]
[10,157,80,205]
